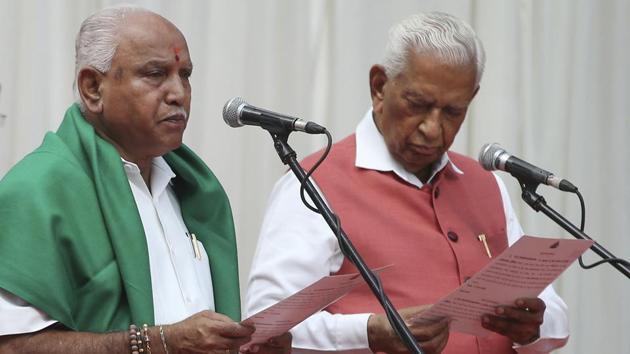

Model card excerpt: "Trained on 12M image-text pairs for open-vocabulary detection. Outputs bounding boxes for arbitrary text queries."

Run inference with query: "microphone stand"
[269,131,424,354]
[519,180,630,279]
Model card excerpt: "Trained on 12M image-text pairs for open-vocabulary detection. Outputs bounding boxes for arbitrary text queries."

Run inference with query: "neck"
[118,149,153,187]
[96,134,153,186]
[83,113,154,187]
[415,168,431,184]
[132,157,153,187]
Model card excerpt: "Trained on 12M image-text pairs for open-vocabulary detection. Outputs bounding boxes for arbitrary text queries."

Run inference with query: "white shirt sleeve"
[245,172,373,353]
[493,173,570,353]
[0,287,57,335]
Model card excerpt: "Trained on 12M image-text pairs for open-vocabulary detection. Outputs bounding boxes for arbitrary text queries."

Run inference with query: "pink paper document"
[418,236,593,336]
[241,267,389,346]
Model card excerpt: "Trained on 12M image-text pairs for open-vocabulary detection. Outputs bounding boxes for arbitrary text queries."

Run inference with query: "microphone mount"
[517,168,630,279]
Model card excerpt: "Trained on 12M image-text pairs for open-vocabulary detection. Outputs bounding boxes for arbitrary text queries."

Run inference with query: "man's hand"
[367,305,449,354]
[481,297,545,345]
[165,310,255,353]
[241,332,292,354]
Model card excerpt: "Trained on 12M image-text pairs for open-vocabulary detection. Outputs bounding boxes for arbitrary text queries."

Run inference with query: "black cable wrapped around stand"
[519,181,630,279]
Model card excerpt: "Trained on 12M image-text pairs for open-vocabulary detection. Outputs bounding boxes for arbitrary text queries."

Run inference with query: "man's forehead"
[117,13,188,51]
[114,14,190,64]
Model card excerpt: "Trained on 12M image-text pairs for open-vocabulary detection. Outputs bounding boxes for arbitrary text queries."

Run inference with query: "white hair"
[73,4,149,107]
[382,12,486,86]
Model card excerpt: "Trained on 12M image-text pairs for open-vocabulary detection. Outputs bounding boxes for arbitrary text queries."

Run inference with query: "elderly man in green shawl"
[0,5,290,354]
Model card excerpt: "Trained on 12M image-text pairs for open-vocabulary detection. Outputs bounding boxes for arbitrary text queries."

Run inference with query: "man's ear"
[369,65,388,113]
[77,67,104,114]
[470,84,480,101]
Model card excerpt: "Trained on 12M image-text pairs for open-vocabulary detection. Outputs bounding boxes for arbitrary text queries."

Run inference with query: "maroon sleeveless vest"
[301,135,515,354]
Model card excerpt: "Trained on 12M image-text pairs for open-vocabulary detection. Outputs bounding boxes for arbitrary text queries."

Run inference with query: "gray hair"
[382,12,486,86]
[73,4,149,107]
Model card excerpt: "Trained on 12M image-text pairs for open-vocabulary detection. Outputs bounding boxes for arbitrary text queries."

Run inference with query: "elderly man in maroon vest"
[246,11,569,354]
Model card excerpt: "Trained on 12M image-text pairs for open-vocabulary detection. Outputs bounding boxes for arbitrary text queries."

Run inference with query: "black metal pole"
[520,184,630,279]
[270,132,424,354]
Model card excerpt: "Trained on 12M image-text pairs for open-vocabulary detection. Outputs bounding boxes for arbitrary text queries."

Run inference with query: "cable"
[574,190,630,269]
[299,130,333,213]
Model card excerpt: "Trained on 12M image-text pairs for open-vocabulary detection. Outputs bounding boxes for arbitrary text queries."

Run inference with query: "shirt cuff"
[513,336,569,354]
[292,313,373,353]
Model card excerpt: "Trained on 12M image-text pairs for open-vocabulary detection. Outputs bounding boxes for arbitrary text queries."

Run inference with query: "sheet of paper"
[417,235,593,336]
[241,266,390,346]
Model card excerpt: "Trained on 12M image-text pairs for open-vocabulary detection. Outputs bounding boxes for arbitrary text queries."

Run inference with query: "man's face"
[96,13,193,160]
[371,52,478,179]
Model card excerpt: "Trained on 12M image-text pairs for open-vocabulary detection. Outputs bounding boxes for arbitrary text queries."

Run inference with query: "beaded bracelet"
[128,324,144,354]
[142,324,152,354]
[128,324,154,354]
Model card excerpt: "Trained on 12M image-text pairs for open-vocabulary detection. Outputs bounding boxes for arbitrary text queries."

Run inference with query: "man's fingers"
[482,314,511,335]
[402,304,433,318]
[243,333,292,354]
[409,317,450,341]
[201,310,238,323]
[493,306,543,325]
[418,323,450,354]
[197,311,255,338]
[266,332,292,347]
[515,298,546,313]
[229,335,254,348]
[482,314,538,344]
[206,333,254,350]
[218,321,256,338]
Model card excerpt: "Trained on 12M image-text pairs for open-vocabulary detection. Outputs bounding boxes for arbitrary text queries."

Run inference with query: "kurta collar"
[354,108,463,188]
[122,157,176,199]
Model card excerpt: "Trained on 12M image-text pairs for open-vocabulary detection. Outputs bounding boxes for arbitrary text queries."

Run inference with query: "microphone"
[222,97,326,134]
[479,143,578,192]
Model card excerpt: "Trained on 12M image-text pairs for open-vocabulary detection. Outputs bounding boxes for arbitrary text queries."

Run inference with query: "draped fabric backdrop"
[0,1,628,352]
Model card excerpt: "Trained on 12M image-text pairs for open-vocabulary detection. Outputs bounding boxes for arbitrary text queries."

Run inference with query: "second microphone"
[223,97,327,135]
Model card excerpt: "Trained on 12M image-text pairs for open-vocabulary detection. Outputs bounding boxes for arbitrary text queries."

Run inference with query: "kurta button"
[447,231,459,242]
[434,186,440,199]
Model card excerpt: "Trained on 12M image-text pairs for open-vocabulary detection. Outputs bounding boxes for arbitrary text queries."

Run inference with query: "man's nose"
[165,75,188,106]
[417,109,442,141]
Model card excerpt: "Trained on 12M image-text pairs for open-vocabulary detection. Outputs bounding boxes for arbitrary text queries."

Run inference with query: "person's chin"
[402,153,441,171]
[159,137,184,154]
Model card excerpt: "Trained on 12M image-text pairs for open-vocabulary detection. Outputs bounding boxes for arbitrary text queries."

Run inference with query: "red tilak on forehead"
[173,46,181,61]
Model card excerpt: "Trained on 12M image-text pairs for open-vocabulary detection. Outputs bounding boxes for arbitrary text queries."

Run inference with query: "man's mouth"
[160,112,188,127]
[408,144,440,155]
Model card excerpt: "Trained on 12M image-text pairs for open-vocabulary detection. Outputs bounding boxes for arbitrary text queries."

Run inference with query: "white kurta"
[0,157,214,334]
[245,109,570,354]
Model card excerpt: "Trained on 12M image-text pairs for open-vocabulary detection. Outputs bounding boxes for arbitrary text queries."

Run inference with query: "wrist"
[521,331,540,345]
[367,314,386,353]
[152,325,172,354]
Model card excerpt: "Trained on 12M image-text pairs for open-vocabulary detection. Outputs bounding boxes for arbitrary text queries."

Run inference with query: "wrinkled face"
[371,52,478,179]
[97,13,193,160]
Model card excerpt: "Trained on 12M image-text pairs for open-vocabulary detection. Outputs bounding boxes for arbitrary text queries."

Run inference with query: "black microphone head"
[478,143,507,171]
[223,97,247,128]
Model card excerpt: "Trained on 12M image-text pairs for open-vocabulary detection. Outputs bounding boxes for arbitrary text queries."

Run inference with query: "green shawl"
[0,104,240,332]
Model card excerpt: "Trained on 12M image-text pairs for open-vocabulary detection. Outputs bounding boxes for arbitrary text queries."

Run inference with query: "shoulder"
[448,150,480,168]
[448,150,493,177]
[0,133,91,199]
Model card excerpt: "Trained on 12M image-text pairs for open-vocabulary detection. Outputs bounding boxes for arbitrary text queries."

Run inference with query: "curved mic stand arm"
[269,131,425,354]
[519,180,630,279]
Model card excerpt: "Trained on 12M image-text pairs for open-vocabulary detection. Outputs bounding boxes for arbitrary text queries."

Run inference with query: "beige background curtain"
[0,1,628,352]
